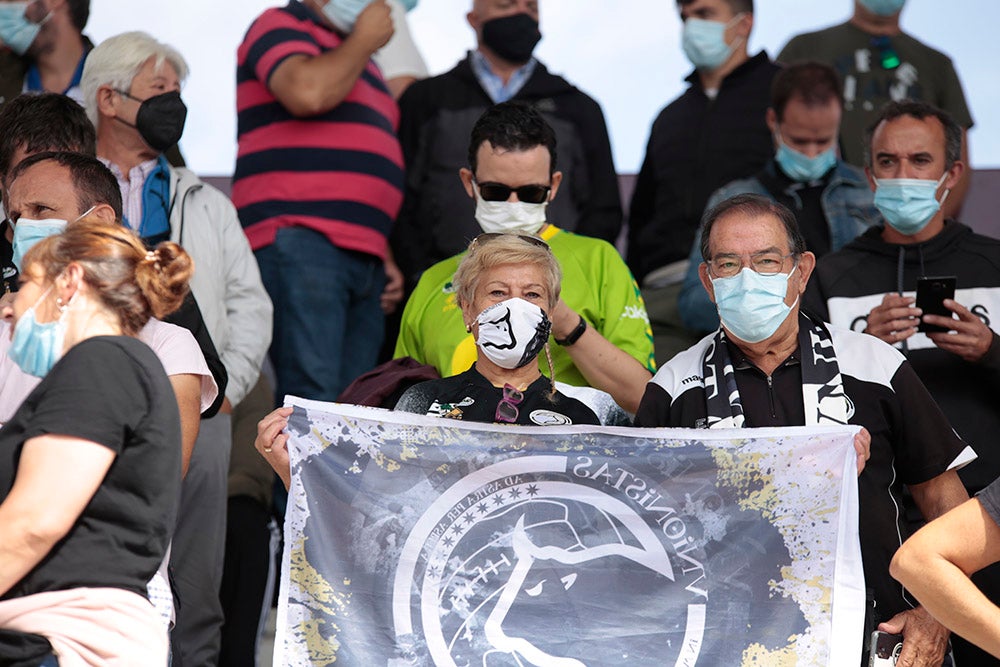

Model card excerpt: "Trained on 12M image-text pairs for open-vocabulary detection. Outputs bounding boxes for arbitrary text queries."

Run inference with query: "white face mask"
[473,183,548,235]
[475,297,551,369]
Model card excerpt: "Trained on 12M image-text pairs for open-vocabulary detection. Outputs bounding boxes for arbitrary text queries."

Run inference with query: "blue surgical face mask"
[712,266,798,343]
[11,218,68,272]
[858,0,906,17]
[775,135,837,182]
[0,1,46,56]
[873,173,949,236]
[9,285,69,377]
[322,0,372,33]
[681,14,744,71]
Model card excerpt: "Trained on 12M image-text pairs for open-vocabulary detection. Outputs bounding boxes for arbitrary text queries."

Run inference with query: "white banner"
[275,397,864,666]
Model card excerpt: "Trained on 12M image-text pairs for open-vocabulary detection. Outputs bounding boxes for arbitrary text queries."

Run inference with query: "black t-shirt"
[394,365,600,426]
[0,336,181,600]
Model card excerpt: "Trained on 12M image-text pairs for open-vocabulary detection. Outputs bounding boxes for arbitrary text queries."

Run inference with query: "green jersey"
[394,226,655,387]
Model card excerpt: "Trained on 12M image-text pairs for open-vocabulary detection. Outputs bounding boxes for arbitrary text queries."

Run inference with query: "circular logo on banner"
[392,455,707,665]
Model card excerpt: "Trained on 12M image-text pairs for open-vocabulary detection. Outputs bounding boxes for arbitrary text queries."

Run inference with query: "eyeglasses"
[871,36,900,70]
[495,383,524,423]
[708,251,796,278]
[472,232,551,252]
[475,180,552,204]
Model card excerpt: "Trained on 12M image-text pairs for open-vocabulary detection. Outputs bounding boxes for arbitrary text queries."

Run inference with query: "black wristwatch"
[555,315,587,346]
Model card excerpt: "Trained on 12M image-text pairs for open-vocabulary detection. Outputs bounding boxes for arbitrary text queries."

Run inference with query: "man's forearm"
[910,469,969,521]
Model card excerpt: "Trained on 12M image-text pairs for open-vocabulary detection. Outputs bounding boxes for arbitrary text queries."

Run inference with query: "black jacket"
[392,53,622,283]
[806,221,1000,490]
[628,52,780,282]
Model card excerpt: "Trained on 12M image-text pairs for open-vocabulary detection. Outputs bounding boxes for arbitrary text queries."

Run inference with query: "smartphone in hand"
[916,276,957,334]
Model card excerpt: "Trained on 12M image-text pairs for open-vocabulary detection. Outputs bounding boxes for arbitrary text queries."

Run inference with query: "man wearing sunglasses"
[395,102,654,415]
[778,0,973,219]
[390,0,622,286]
[636,193,973,667]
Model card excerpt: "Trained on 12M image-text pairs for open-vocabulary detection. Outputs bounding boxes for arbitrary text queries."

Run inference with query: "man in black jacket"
[391,0,621,285]
[627,0,780,361]
[805,100,1000,665]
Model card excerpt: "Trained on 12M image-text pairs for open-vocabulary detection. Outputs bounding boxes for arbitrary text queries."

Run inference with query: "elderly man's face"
[114,57,181,126]
[699,212,814,312]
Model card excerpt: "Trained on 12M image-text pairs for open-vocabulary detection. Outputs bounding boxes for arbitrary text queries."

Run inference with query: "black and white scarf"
[702,313,851,428]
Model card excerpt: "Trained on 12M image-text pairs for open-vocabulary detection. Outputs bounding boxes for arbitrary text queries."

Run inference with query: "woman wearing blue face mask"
[256,233,600,490]
[0,220,193,663]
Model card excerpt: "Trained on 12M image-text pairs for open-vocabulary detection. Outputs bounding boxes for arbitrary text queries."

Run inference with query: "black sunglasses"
[871,36,900,70]
[475,180,551,204]
[472,232,551,251]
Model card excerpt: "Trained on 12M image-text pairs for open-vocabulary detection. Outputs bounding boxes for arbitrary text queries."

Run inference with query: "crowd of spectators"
[0,0,996,665]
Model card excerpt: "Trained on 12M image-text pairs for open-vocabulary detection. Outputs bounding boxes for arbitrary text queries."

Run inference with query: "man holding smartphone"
[805,100,1000,666]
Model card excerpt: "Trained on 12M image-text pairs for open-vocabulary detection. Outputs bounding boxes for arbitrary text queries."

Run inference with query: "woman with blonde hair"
[0,220,193,664]
[256,233,600,489]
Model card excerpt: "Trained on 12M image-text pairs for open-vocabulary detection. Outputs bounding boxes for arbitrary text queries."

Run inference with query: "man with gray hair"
[82,31,273,666]
[637,193,973,666]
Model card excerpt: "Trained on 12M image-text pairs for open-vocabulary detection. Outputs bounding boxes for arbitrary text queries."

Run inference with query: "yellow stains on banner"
[289,536,350,664]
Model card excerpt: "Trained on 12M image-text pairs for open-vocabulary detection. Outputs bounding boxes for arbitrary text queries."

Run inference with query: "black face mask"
[116,90,188,153]
[481,13,541,65]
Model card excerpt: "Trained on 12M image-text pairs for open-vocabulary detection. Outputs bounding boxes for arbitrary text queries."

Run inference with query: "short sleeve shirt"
[778,22,973,165]
[0,336,181,600]
[0,319,217,421]
[234,0,403,259]
[978,478,1000,527]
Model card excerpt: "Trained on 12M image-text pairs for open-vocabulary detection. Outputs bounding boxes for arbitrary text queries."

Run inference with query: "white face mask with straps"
[475,297,551,369]
[473,183,548,235]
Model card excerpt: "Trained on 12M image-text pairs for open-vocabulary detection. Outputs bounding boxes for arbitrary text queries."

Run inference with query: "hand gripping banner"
[275,397,864,666]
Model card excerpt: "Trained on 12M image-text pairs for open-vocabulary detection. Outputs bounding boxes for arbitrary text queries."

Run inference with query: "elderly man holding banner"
[635,193,973,666]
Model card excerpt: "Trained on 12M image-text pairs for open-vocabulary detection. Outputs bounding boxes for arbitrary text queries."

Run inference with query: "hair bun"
[135,241,194,319]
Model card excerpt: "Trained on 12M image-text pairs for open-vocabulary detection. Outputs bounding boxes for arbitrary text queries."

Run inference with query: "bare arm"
[169,373,202,477]
[550,301,652,414]
[268,0,393,117]
[891,497,1000,659]
[875,469,970,666]
[910,469,970,521]
[0,435,115,596]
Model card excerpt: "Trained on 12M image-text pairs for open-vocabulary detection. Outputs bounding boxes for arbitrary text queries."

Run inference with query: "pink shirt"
[0,318,218,422]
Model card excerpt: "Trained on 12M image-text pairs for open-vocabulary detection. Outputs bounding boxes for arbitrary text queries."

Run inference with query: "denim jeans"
[256,227,386,403]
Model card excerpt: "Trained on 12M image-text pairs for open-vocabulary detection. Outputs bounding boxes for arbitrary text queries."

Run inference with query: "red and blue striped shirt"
[234,1,403,260]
